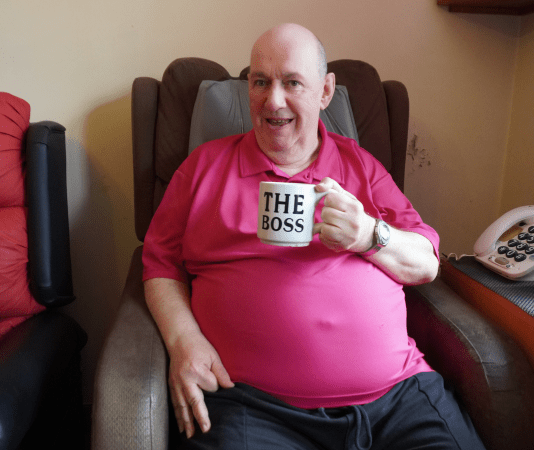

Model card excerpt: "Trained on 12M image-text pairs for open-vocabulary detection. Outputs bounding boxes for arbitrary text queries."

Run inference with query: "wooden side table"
[440,257,534,370]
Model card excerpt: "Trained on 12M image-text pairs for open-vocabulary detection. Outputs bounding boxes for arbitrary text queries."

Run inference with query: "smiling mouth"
[266,118,293,126]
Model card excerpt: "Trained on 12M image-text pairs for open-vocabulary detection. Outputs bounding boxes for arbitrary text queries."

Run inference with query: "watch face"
[377,221,390,246]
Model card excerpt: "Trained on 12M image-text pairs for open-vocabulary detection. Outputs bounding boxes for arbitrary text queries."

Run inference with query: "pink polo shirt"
[143,121,439,409]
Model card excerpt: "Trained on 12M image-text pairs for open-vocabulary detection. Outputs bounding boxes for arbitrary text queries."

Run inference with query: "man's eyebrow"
[282,72,302,80]
[249,71,303,79]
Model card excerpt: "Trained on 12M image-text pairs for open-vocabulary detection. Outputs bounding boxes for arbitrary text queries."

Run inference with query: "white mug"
[257,181,329,247]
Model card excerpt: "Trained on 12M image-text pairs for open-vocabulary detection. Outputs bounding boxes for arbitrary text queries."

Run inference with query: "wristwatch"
[359,218,390,257]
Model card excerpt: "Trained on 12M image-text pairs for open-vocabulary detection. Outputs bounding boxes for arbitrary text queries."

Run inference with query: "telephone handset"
[474,205,534,281]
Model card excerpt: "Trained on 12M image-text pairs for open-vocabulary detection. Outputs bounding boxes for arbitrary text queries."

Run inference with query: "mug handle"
[314,189,331,206]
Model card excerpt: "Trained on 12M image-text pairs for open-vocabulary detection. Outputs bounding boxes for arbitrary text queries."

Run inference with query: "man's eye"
[287,80,301,87]
[254,79,267,87]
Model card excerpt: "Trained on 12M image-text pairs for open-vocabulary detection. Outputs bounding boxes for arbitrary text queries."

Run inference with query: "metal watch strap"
[359,218,388,257]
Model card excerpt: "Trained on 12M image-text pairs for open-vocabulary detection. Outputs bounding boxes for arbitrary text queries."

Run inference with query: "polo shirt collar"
[239,120,344,184]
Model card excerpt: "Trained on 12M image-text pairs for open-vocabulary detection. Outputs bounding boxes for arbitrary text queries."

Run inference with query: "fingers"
[212,360,235,389]
[169,358,234,439]
[313,222,350,252]
[171,381,210,438]
[315,177,340,193]
[315,177,357,201]
[171,371,215,438]
[186,384,211,435]
[313,204,352,251]
[314,178,372,252]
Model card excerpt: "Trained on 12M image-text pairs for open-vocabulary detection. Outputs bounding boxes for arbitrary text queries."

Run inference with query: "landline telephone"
[473,205,534,281]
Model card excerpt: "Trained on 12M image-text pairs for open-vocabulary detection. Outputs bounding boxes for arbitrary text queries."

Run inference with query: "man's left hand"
[313,177,375,253]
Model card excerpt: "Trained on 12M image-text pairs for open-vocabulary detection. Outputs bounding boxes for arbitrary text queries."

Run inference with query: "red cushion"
[0,94,41,337]
[0,92,30,207]
[0,207,45,337]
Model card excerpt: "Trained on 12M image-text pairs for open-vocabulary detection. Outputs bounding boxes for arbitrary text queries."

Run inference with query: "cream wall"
[501,13,534,214]
[1,1,527,403]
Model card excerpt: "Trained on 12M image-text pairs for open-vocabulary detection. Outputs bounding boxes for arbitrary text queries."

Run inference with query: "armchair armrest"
[405,278,534,450]
[92,246,169,450]
[26,121,75,307]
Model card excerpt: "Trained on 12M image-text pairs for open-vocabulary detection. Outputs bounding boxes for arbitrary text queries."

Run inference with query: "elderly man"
[142,23,485,450]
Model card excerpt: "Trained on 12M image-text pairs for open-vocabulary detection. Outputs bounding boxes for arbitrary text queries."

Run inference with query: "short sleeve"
[142,170,193,283]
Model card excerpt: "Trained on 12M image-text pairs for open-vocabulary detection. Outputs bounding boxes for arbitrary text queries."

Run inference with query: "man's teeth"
[268,119,292,126]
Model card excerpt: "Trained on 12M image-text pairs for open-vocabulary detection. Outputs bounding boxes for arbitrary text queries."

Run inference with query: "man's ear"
[320,72,336,110]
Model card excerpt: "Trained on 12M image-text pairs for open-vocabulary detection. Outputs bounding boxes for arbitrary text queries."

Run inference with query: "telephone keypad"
[518,233,534,242]
[496,235,534,266]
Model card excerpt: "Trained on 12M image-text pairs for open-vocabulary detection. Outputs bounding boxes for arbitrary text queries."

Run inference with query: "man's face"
[248,36,331,161]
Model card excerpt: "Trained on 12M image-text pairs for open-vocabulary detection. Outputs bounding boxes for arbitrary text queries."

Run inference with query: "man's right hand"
[144,277,234,439]
[168,330,234,439]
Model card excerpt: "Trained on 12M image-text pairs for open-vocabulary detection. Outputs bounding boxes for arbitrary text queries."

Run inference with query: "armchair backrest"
[131,57,409,242]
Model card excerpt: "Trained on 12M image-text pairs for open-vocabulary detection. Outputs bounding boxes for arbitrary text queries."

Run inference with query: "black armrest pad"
[0,311,87,449]
[405,279,534,450]
[25,121,75,307]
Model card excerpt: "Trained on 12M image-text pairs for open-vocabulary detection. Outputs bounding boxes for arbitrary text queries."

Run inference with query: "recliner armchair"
[91,58,534,450]
[0,116,87,450]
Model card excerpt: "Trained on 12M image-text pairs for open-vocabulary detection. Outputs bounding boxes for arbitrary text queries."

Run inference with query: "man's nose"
[264,84,286,110]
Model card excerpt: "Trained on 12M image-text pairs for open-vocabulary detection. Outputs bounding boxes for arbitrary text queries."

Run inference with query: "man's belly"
[190,254,432,408]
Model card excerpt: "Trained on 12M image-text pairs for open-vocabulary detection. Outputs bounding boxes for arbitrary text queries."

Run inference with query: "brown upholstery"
[405,282,534,449]
[92,57,534,450]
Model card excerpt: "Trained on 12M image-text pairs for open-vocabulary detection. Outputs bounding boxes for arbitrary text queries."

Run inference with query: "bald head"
[250,23,327,79]
[247,23,336,171]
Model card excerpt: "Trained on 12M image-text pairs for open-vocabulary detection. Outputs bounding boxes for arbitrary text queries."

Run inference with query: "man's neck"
[268,135,322,178]
[275,150,319,177]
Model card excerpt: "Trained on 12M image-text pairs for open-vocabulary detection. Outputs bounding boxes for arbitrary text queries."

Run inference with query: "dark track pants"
[178,372,486,450]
